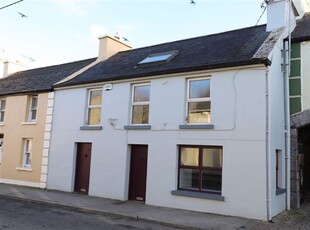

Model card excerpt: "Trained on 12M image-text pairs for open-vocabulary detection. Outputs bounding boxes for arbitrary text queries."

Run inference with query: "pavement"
[0,183,309,230]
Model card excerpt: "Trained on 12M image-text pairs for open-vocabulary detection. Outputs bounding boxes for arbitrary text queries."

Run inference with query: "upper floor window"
[28,96,38,121]
[0,99,6,123]
[22,139,32,168]
[178,145,223,193]
[131,83,150,124]
[187,78,211,124]
[86,89,102,126]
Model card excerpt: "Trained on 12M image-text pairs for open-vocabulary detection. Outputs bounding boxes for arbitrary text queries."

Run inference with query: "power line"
[0,0,23,11]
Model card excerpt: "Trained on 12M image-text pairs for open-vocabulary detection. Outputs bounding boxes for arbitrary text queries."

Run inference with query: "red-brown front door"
[128,145,148,202]
[74,143,92,194]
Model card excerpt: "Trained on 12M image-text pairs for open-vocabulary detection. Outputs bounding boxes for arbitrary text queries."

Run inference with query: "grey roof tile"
[0,58,96,96]
[57,25,271,88]
[292,12,310,42]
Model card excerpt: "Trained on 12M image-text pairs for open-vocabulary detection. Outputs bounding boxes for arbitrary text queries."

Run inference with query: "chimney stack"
[266,0,296,32]
[97,35,132,61]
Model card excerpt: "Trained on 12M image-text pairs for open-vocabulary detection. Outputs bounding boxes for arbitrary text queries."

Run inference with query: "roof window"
[138,50,178,65]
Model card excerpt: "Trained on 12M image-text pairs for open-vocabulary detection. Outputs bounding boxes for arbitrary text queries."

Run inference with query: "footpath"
[0,183,309,230]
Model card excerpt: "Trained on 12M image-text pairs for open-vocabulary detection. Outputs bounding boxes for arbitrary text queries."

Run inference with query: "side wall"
[47,67,269,220]
[0,93,48,187]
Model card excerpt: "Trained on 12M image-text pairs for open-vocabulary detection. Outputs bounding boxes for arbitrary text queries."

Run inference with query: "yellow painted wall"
[0,93,48,184]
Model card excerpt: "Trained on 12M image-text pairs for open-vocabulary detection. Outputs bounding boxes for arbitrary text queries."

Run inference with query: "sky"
[0,0,268,68]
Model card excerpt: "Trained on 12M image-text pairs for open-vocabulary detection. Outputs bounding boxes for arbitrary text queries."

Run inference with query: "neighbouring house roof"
[56,25,272,88]
[292,12,310,42]
[0,58,96,96]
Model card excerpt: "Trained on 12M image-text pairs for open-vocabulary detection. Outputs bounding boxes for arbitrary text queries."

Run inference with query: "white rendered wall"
[301,41,310,111]
[48,67,270,220]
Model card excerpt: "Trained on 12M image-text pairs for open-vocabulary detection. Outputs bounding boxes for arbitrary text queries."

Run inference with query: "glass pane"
[30,110,37,120]
[0,111,4,122]
[180,147,199,166]
[188,101,211,123]
[189,79,210,99]
[31,97,38,109]
[134,85,150,102]
[179,168,199,190]
[202,148,222,168]
[89,90,102,106]
[88,108,101,125]
[25,152,31,165]
[0,100,6,110]
[132,105,149,124]
[201,170,222,191]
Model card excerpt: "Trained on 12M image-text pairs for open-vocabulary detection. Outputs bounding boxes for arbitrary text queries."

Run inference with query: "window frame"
[130,83,151,125]
[28,95,38,122]
[0,98,6,123]
[178,145,222,194]
[22,138,32,168]
[186,77,211,124]
[85,88,103,126]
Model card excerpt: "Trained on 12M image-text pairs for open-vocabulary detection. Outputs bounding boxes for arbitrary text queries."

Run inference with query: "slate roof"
[57,25,271,88]
[292,12,310,42]
[0,58,95,96]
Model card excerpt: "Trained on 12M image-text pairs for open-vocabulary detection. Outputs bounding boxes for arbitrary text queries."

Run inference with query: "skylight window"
[138,50,178,65]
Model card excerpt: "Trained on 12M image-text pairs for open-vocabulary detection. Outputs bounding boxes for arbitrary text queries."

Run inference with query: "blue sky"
[0,0,267,68]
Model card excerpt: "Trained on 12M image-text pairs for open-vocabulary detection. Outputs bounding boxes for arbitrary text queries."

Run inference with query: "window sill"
[179,124,214,129]
[171,190,224,201]
[80,126,103,131]
[276,188,286,196]
[124,125,151,130]
[0,123,4,126]
[16,167,33,172]
[21,122,37,125]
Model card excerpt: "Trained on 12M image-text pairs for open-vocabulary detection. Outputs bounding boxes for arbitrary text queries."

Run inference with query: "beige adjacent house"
[0,58,95,188]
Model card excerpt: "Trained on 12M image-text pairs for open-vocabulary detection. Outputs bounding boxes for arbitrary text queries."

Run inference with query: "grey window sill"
[179,124,214,129]
[124,125,151,130]
[276,188,286,195]
[80,126,103,131]
[171,190,224,201]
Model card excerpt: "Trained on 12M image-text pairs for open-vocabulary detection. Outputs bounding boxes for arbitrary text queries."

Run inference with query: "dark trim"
[80,126,103,131]
[0,89,53,97]
[276,188,286,196]
[179,124,214,129]
[171,190,225,201]
[291,36,310,43]
[124,125,151,130]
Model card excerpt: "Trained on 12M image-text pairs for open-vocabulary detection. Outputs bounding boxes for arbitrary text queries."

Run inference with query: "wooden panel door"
[74,143,92,194]
[128,145,148,202]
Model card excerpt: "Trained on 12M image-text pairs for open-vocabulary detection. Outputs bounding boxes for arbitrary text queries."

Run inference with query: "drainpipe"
[285,0,292,211]
[266,67,272,222]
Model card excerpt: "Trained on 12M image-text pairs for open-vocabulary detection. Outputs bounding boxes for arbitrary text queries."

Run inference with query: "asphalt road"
[0,197,178,230]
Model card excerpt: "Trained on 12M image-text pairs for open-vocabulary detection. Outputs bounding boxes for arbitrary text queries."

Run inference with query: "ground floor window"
[22,139,32,168]
[0,134,3,164]
[178,145,223,193]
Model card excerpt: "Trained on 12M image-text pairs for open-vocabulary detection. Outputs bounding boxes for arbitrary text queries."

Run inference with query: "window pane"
[30,110,37,121]
[132,105,149,124]
[189,79,210,99]
[180,147,199,166]
[134,85,150,102]
[202,148,222,168]
[179,168,199,190]
[0,111,4,122]
[89,90,102,106]
[25,152,31,165]
[31,97,38,109]
[188,101,211,123]
[201,170,222,191]
[0,100,6,110]
[88,108,101,125]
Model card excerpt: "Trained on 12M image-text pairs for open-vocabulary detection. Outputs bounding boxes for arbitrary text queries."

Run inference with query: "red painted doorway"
[74,143,92,194]
[128,145,148,202]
